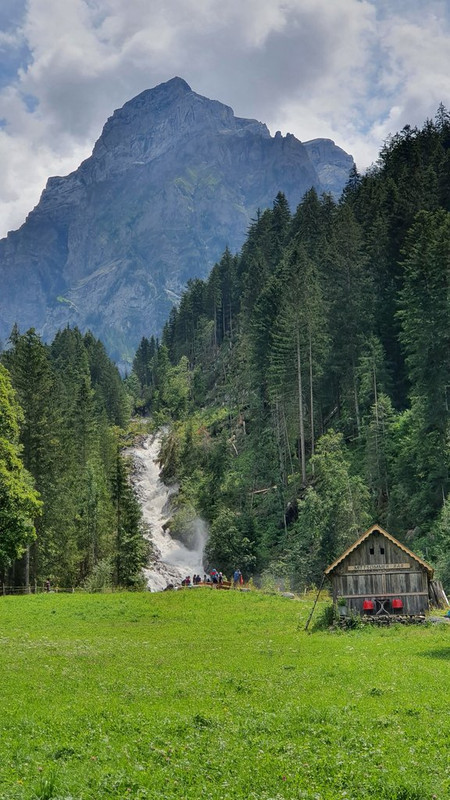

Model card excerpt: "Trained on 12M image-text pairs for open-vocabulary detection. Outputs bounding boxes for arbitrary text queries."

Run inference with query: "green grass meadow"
[1,590,449,800]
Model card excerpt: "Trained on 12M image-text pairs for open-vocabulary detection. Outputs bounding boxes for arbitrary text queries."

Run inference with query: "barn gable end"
[325,525,433,617]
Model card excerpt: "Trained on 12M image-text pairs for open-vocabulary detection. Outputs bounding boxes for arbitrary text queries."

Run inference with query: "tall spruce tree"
[269,243,327,482]
[111,450,148,587]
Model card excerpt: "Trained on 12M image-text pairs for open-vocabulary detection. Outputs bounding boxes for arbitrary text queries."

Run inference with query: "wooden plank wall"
[332,531,429,615]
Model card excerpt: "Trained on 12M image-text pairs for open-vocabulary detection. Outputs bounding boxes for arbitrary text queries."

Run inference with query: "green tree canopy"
[0,364,41,574]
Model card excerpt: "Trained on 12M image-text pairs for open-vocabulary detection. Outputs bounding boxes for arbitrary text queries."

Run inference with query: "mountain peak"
[93,76,258,161]
[128,76,193,107]
[161,76,192,92]
[0,79,354,365]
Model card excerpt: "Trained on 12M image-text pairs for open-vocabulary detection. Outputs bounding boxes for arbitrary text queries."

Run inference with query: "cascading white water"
[125,432,207,591]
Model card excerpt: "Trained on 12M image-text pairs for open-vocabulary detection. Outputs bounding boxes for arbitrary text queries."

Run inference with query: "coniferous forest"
[0,327,148,589]
[3,109,450,590]
[127,108,450,589]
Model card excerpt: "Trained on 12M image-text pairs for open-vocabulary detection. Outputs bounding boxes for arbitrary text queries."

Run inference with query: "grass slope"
[0,590,449,800]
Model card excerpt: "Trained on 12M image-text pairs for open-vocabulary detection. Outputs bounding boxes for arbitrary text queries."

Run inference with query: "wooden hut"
[324,524,434,616]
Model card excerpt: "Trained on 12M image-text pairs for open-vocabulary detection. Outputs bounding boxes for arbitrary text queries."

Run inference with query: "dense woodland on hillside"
[127,107,450,589]
[2,108,450,590]
[0,327,148,588]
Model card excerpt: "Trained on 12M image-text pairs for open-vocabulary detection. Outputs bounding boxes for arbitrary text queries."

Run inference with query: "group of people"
[208,569,223,584]
[180,574,208,586]
[179,568,243,587]
[181,571,224,586]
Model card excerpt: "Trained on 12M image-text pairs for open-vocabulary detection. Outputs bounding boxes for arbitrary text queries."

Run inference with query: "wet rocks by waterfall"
[125,432,207,591]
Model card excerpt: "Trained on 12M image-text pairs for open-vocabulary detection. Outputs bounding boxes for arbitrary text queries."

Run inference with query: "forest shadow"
[420,647,450,660]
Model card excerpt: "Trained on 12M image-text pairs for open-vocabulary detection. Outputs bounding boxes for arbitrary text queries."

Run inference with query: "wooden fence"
[0,585,118,596]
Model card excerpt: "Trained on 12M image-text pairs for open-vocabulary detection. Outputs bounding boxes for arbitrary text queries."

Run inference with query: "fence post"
[304,574,326,631]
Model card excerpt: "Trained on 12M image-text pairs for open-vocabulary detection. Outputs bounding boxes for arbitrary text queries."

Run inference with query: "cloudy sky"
[0,0,449,237]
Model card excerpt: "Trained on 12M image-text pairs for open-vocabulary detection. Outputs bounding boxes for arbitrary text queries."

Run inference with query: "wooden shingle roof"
[324,524,434,578]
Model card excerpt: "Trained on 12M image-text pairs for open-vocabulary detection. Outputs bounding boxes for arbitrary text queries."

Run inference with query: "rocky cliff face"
[0,77,353,363]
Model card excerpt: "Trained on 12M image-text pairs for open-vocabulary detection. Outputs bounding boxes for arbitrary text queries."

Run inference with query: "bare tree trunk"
[353,357,361,437]
[296,329,306,484]
[372,358,390,503]
[372,357,381,489]
[222,303,226,342]
[281,403,294,477]
[309,331,315,469]
[273,402,281,477]
[25,545,30,593]
[274,401,288,535]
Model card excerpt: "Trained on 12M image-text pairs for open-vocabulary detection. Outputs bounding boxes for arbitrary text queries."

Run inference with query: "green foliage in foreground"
[0,591,449,800]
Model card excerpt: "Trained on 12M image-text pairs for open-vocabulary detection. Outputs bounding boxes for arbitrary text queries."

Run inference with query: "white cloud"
[0,0,449,235]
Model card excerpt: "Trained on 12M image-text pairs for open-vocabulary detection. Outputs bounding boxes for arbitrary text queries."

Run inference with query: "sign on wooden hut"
[324,525,435,617]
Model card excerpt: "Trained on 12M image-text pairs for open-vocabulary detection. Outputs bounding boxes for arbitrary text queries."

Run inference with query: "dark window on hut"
[369,546,374,555]
[380,547,385,555]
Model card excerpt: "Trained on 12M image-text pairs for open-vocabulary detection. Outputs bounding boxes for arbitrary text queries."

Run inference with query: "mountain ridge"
[0,77,354,363]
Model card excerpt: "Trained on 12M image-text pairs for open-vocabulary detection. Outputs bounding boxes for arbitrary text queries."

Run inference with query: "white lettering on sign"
[347,563,411,571]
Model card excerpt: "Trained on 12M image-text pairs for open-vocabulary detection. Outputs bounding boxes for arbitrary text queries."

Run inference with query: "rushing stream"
[125,432,206,591]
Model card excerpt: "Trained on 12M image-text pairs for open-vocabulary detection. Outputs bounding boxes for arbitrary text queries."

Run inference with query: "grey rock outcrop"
[0,77,354,363]
[303,138,354,197]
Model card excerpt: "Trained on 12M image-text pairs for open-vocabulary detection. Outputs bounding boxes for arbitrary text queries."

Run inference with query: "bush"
[83,558,114,592]
[311,602,336,630]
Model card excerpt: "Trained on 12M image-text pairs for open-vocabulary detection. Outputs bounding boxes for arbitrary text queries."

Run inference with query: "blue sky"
[0,0,449,237]
[0,1,29,89]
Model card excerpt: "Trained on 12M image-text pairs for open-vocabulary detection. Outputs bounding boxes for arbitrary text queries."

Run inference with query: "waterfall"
[125,432,207,591]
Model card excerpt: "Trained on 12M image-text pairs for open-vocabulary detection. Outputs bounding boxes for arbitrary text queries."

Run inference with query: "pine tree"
[269,243,328,482]
[325,204,373,435]
[269,192,291,268]
[111,451,148,587]
[83,331,129,427]
[133,337,153,390]
[364,393,396,525]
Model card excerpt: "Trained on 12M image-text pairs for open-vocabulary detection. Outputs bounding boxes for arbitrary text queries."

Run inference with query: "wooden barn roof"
[324,524,434,577]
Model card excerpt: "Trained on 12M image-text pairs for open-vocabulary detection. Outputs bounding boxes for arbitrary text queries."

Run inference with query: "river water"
[125,432,207,591]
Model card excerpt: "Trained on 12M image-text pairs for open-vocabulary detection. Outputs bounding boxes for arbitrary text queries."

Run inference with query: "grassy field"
[0,590,449,800]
